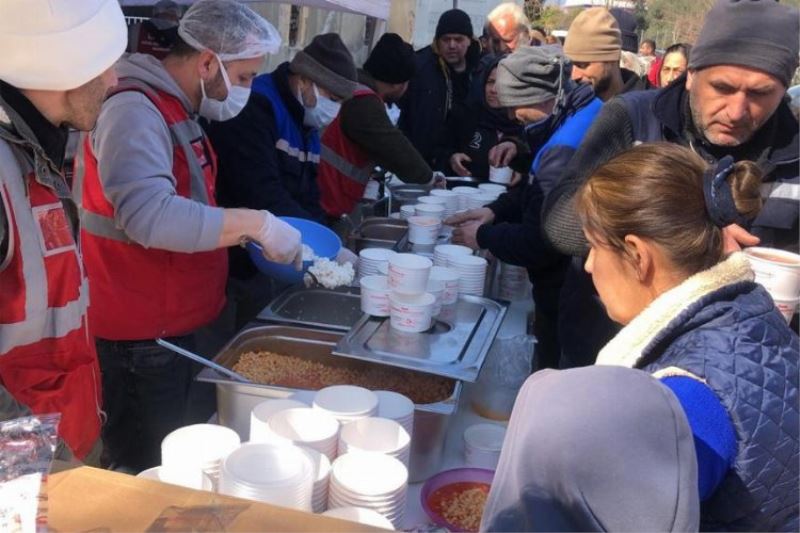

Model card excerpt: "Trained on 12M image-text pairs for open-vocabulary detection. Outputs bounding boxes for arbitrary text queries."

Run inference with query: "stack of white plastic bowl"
[426,278,445,315]
[429,189,460,219]
[264,407,340,461]
[433,244,473,267]
[467,192,500,210]
[407,215,442,245]
[430,266,460,305]
[413,202,445,222]
[452,186,481,210]
[450,254,488,296]
[322,506,394,529]
[360,274,393,316]
[375,390,414,437]
[399,204,416,220]
[387,253,437,332]
[497,261,531,301]
[302,447,332,513]
[313,385,379,426]
[250,399,307,442]
[329,452,408,528]
[338,417,411,467]
[161,424,241,488]
[416,195,448,219]
[479,182,508,195]
[219,443,314,511]
[358,248,395,280]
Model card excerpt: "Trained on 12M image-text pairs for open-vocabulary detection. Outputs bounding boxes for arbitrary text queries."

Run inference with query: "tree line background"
[525,0,800,50]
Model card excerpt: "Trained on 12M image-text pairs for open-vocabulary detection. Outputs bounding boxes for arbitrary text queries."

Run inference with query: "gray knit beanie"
[689,0,799,86]
[290,33,357,99]
[495,45,565,107]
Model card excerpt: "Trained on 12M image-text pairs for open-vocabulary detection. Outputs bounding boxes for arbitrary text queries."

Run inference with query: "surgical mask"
[199,54,250,121]
[301,83,341,129]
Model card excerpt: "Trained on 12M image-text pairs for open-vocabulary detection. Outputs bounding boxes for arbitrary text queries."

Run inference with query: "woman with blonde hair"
[576,143,798,531]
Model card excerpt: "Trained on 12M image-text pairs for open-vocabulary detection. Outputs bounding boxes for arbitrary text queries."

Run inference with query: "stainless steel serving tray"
[197,325,460,417]
[256,285,362,331]
[334,295,507,382]
[197,324,461,481]
[347,217,408,252]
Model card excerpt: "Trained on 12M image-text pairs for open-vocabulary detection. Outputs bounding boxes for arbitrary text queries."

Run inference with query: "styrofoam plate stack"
[219,443,314,511]
[161,424,241,488]
[250,399,307,443]
[313,385,379,426]
[358,248,396,280]
[301,447,332,513]
[265,407,340,461]
[338,417,411,467]
[374,390,414,437]
[450,254,488,296]
[329,452,408,528]
[433,244,473,267]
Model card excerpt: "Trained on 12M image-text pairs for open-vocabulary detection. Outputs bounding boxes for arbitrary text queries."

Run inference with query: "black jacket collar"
[0,80,68,169]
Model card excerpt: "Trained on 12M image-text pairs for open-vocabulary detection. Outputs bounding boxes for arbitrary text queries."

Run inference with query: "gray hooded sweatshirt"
[481,365,700,532]
[89,53,223,252]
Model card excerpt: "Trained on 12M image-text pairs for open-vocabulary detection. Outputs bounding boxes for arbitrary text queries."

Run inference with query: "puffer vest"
[640,283,798,531]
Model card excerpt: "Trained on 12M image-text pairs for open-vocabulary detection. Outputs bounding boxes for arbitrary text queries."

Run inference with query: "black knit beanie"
[435,9,473,39]
[363,33,416,83]
[609,8,639,53]
[689,0,799,86]
[290,33,357,99]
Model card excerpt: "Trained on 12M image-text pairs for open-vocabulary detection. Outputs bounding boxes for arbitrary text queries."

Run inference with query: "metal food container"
[347,217,408,252]
[197,325,461,482]
[389,183,431,209]
[256,286,361,331]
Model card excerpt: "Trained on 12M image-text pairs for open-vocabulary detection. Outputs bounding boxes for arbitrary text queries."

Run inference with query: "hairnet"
[177,0,280,61]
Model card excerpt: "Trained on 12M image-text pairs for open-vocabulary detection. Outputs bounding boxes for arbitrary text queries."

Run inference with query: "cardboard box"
[48,467,387,532]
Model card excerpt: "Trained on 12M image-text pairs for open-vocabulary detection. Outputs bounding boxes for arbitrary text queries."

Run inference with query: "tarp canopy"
[118,0,391,19]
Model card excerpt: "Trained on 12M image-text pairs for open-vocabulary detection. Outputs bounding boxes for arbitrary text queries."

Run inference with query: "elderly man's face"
[488,18,526,53]
[687,65,785,147]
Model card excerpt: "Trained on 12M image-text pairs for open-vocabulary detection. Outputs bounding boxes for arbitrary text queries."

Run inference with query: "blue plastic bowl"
[246,216,341,284]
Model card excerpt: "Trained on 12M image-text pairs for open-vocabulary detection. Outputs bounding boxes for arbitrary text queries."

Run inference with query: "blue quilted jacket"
[637,281,799,531]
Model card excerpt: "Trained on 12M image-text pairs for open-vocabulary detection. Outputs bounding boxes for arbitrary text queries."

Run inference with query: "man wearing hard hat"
[73,0,301,471]
[0,0,127,463]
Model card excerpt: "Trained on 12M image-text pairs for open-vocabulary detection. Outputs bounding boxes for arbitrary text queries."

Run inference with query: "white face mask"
[300,83,341,129]
[199,54,250,121]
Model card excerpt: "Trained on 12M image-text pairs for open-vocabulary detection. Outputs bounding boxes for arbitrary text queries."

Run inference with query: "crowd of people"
[0,0,798,530]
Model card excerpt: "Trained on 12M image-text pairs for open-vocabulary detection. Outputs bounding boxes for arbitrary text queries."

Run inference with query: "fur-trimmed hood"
[596,253,754,368]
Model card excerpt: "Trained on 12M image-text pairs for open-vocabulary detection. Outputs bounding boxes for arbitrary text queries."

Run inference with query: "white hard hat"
[0,0,127,91]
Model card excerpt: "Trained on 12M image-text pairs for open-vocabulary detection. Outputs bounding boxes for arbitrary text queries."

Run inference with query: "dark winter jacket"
[543,75,799,368]
[436,54,521,179]
[204,62,323,279]
[475,83,602,368]
[398,41,481,168]
[597,253,799,531]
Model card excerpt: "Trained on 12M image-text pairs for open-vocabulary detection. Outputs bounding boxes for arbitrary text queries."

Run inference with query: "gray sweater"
[89,53,223,252]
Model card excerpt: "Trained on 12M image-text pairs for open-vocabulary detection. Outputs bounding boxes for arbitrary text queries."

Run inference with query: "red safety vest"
[74,79,227,340]
[317,87,378,218]
[0,139,101,459]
